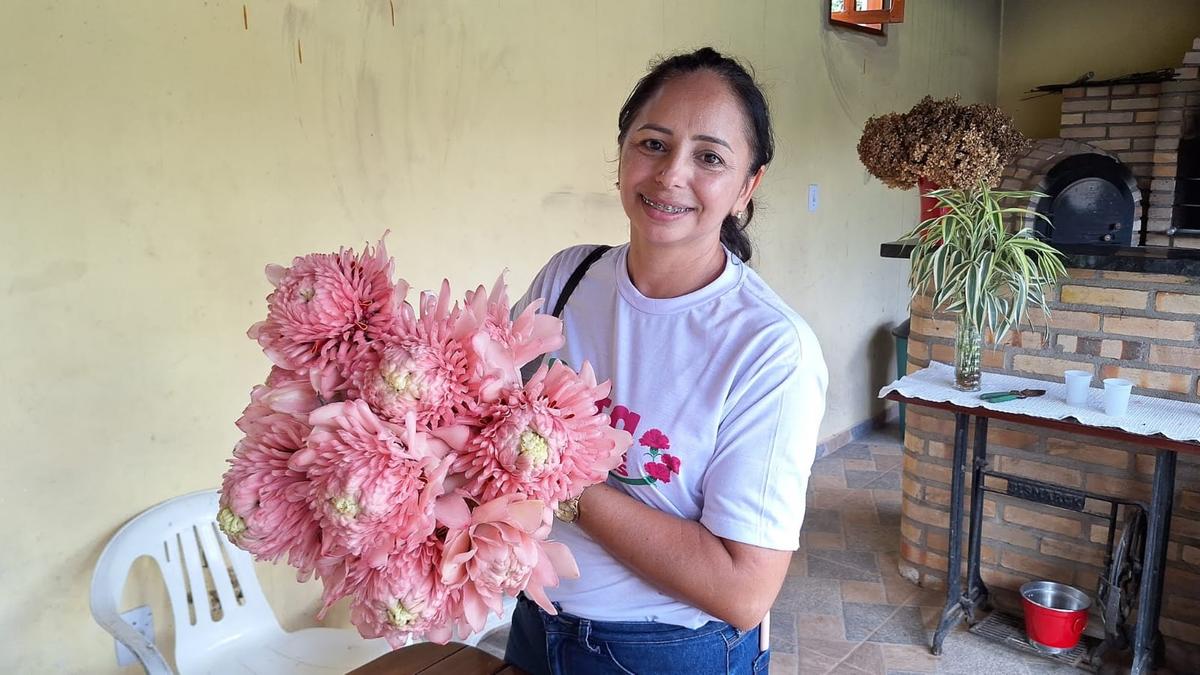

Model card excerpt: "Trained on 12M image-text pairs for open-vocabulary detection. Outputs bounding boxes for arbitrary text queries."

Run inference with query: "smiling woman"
[618,70,765,297]
[501,48,829,675]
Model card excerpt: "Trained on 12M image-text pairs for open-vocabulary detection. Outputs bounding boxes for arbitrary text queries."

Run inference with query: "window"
[829,0,905,36]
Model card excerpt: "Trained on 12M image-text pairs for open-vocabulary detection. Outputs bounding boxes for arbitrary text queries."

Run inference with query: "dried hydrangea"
[857,96,1028,190]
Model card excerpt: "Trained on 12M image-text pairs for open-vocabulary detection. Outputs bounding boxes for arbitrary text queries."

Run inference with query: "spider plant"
[902,182,1068,390]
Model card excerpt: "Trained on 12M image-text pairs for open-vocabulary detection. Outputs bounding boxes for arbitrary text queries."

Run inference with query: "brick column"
[1146,37,1200,247]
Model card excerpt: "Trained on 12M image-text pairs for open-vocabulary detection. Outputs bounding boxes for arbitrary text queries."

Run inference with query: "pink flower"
[338,537,456,647]
[291,400,452,567]
[643,461,672,483]
[237,367,341,434]
[218,411,322,579]
[352,336,473,430]
[343,279,480,429]
[229,248,650,645]
[451,361,633,504]
[661,453,681,474]
[440,494,577,633]
[248,239,405,377]
[456,275,564,401]
[639,428,670,451]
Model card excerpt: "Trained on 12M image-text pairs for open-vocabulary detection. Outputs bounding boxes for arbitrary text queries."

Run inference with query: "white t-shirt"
[513,243,828,628]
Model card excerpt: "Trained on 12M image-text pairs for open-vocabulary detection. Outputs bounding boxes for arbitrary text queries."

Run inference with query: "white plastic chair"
[91,489,514,674]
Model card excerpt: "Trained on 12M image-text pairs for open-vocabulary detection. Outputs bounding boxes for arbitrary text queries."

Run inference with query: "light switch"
[808,184,819,212]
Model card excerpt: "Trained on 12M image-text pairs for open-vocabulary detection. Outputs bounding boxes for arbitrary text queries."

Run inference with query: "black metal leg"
[1131,450,1176,675]
[932,413,970,655]
[963,416,990,623]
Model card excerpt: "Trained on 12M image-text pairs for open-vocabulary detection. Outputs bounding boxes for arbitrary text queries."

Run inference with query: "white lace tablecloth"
[879,362,1200,444]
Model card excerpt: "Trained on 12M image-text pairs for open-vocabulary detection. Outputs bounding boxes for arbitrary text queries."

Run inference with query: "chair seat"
[92,490,516,674]
[181,626,392,675]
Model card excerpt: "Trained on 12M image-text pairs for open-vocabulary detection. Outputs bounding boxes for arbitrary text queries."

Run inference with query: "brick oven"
[998,38,1200,249]
[891,38,1200,665]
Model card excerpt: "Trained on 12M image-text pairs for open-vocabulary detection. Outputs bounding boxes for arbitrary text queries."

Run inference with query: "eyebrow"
[637,123,732,151]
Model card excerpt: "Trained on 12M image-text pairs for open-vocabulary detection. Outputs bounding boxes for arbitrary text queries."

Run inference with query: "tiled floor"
[769,427,1080,675]
[480,425,1084,674]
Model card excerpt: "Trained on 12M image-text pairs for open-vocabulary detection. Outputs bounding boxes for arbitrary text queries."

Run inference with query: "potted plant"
[858,96,1068,391]
[903,184,1067,390]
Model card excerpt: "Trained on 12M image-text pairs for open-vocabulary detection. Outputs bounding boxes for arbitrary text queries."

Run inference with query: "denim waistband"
[519,593,743,645]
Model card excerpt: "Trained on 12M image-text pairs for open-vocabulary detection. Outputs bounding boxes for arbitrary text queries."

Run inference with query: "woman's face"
[618,71,764,255]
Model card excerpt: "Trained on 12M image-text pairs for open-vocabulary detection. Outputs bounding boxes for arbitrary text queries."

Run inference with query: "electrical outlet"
[808,184,819,212]
[115,605,154,668]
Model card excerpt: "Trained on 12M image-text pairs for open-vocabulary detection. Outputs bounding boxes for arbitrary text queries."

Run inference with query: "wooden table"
[349,642,527,675]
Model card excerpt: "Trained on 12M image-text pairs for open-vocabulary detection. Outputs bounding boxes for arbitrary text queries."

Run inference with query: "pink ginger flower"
[248,239,405,377]
[291,400,453,568]
[439,493,577,634]
[337,537,457,647]
[238,366,344,432]
[353,279,478,428]
[455,275,564,401]
[450,361,633,504]
[352,336,473,430]
[218,410,323,580]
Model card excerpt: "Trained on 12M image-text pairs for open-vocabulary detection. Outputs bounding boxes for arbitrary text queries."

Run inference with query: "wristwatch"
[554,495,581,524]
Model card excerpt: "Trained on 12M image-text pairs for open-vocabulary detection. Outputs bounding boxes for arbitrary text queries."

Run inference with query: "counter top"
[879,240,1200,277]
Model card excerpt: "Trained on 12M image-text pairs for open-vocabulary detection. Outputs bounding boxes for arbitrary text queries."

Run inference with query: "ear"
[735,165,767,213]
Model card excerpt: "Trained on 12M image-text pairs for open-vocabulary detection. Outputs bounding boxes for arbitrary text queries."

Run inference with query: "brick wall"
[1147,37,1200,245]
[999,36,1200,249]
[898,271,1200,650]
[1057,82,1164,191]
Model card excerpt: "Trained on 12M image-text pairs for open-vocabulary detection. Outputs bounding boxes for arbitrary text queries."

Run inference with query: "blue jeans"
[504,594,770,675]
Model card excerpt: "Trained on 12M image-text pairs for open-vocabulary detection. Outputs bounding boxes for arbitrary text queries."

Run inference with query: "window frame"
[828,0,905,37]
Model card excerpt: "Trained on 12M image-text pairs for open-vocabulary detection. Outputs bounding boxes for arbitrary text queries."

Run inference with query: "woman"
[505,47,828,675]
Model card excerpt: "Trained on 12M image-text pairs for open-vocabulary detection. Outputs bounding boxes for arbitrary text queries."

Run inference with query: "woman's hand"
[574,482,792,631]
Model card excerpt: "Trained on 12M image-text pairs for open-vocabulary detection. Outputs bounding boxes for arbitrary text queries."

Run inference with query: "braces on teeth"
[641,195,690,214]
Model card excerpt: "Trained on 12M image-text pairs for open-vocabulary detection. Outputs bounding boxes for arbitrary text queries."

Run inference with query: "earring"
[733,210,746,223]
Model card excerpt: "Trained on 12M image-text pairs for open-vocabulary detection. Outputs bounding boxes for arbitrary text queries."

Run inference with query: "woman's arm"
[574,482,792,631]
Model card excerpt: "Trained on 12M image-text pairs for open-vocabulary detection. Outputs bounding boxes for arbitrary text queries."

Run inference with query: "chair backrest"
[90,489,283,672]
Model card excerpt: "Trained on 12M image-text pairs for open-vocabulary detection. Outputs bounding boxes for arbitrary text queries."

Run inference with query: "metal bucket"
[1020,581,1092,654]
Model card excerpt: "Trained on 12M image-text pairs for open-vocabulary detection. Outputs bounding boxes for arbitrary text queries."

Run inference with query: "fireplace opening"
[1034,153,1136,246]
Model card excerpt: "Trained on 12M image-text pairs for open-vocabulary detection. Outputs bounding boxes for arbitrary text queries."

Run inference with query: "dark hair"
[617,47,774,263]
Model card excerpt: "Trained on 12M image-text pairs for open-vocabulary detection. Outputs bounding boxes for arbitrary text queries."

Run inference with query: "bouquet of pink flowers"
[217,238,632,646]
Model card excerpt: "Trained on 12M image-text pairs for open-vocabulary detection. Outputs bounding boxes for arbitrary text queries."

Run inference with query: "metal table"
[884,387,1200,674]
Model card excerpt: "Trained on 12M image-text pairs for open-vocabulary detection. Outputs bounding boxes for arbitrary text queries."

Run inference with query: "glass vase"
[954,320,983,391]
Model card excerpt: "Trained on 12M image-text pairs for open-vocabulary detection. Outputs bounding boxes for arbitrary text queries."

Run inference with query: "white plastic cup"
[1063,370,1092,406]
[1103,378,1133,417]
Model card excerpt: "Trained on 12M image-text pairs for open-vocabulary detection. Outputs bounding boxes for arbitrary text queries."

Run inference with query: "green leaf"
[900,180,1068,345]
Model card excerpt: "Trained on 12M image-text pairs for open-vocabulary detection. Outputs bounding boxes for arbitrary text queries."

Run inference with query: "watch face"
[555,499,578,523]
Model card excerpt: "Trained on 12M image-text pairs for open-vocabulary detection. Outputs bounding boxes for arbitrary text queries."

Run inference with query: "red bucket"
[1020,581,1091,653]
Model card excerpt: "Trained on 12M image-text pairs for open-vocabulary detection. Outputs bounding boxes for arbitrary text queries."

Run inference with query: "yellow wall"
[998,0,1200,138]
[0,1,1002,671]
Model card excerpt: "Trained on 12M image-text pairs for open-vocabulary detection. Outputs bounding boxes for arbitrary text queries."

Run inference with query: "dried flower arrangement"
[857,96,1028,190]
[861,97,1064,391]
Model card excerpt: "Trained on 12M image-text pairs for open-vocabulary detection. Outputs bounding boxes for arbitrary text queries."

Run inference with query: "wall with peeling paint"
[0,1,1001,671]
[997,0,1200,139]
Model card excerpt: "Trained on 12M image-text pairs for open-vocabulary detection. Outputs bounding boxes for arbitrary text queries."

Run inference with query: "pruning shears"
[980,389,1046,403]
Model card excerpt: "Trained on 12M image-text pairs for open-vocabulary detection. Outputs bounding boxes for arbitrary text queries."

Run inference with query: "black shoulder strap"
[551,245,611,318]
